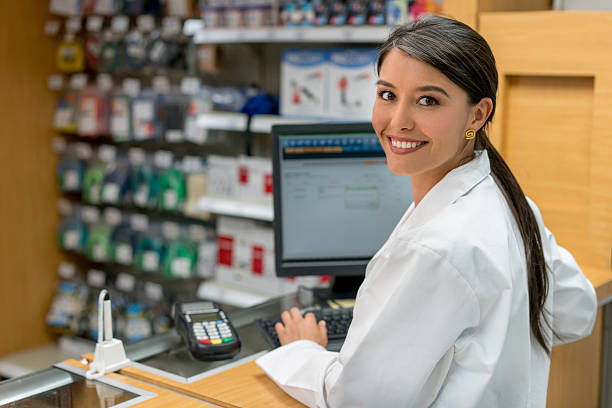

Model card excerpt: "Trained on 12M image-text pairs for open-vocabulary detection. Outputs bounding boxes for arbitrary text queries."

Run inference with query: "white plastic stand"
[86,289,130,380]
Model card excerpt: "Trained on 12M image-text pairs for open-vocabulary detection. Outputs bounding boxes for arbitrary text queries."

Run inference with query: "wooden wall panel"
[502,75,594,264]
[0,5,63,355]
[480,11,612,407]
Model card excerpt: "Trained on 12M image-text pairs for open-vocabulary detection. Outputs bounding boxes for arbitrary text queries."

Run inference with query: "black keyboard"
[256,307,354,349]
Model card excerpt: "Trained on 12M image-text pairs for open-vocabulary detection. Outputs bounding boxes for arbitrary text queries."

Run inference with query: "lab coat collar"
[405,150,491,230]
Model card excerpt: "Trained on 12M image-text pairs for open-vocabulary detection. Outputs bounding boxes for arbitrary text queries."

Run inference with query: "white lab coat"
[256,150,597,408]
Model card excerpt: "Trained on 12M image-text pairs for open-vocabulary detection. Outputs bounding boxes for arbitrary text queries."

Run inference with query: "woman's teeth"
[390,139,426,149]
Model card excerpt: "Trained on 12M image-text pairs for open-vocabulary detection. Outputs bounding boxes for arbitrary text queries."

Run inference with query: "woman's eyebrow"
[376,80,450,98]
[416,85,449,97]
[376,79,396,88]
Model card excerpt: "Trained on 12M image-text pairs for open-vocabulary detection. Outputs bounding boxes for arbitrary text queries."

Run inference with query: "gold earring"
[465,129,476,140]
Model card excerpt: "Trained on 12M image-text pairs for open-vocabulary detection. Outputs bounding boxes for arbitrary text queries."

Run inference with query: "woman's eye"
[378,90,394,101]
[417,96,438,106]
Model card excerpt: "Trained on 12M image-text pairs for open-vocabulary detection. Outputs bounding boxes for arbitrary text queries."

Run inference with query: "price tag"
[143,252,160,272]
[165,129,183,142]
[128,147,146,165]
[103,207,122,225]
[96,74,113,92]
[102,183,120,203]
[111,15,130,34]
[58,262,77,280]
[171,257,191,278]
[183,19,203,36]
[154,150,173,169]
[180,77,200,95]
[87,269,106,288]
[116,273,136,292]
[86,15,104,33]
[144,281,163,301]
[162,221,180,240]
[92,244,107,261]
[137,15,156,32]
[47,75,65,91]
[64,171,79,190]
[69,74,88,90]
[81,206,100,223]
[152,76,170,94]
[182,156,203,173]
[189,224,207,241]
[162,17,181,37]
[98,145,117,162]
[116,244,133,265]
[45,21,61,36]
[52,137,67,153]
[163,190,178,209]
[57,198,73,215]
[122,78,141,97]
[66,16,82,33]
[64,230,80,249]
[130,214,149,231]
[75,142,93,160]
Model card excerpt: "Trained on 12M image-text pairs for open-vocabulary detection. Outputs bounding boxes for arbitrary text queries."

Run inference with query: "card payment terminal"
[175,301,241,361]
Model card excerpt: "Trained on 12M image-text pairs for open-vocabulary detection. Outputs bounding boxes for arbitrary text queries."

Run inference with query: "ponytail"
[476,131,552,353]
[378,16,554,353]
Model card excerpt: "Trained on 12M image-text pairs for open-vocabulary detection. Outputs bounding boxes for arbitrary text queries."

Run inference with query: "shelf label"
[145,281,163,301]
[47,74,64,91]
[152,76,170,94]
[180,77,200,95]
[69,73,88,90]
[87,269,106,288]
[45,21,61,36]
[66,16,82,33]
[137,15,156,32]
[81,206,100,223]
[162,17,181,37]
[98,144,117,162]
[58,262,76,280]
[130,214,149,231]
[111,15,130,34]
[96,74,113,92]
[122,78,141,97]
[86,16,104,33]
[103,207,122,225]
[74,142,93,160]
[116,244,133,265]
[128,147,146,165]
[154,150,173,169]
[116,272,136,292]
[162,221,180,240]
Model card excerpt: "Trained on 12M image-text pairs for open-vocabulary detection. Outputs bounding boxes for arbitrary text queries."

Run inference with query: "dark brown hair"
[377,16,552,353]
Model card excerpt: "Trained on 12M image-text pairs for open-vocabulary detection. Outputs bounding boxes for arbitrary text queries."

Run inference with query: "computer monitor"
[272,122,414,293]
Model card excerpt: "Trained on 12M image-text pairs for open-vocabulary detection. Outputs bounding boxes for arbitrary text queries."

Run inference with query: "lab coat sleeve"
[257,243,481,407]
[526,198,597,345]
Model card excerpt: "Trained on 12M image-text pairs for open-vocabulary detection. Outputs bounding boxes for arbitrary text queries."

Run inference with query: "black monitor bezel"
[272,121,378,277]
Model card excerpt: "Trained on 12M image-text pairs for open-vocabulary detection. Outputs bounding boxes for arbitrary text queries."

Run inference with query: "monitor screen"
[272,122,413,277]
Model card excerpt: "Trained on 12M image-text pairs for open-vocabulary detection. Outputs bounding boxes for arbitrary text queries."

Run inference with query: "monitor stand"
[327,275,364,301]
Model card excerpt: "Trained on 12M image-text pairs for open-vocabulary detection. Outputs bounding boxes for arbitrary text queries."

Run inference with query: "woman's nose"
[390,101,415,132]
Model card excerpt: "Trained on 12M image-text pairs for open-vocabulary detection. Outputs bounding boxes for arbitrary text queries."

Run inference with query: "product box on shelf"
[280,48,328,118]
[215,216,282,295]
[327,47,378,120]
[237,156,273,206]
[207,155,239,200]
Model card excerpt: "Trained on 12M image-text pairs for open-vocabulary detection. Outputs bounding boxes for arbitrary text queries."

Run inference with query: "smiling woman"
[256,16,597,408]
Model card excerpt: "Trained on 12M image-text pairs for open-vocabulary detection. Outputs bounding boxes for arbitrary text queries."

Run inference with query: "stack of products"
[46,262,173,343]
[280,47,378,120]
[57,201,217,279]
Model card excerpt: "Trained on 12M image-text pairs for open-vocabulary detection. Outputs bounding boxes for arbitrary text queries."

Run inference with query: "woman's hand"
[275,307,328,348]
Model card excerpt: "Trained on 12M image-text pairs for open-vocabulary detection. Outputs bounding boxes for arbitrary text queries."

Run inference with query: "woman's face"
[372,48,486,180]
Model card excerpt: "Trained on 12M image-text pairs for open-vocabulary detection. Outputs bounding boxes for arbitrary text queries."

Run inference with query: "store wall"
[0,4,63,355]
